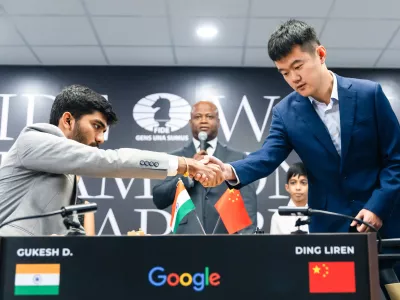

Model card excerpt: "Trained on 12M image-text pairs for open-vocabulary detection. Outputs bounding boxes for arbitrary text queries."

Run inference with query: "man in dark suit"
[152,101,257,234]
[206,19,400,239]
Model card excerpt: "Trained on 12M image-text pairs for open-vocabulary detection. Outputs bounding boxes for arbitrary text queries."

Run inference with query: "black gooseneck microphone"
[0,203,97,229]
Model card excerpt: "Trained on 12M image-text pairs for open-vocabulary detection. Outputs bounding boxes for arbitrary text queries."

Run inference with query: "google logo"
[148,266,221,292]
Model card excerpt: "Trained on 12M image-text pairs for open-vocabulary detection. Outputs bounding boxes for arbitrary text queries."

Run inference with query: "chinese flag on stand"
[214,188,252,234]
[308,261,356,293]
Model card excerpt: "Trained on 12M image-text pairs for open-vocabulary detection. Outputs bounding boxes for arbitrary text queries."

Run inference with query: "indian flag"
[14,264,60,296]
[170,179,196,233]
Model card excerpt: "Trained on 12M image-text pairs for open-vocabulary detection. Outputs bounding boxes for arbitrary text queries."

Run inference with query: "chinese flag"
[214,188,252,234]
[309,262,356,293]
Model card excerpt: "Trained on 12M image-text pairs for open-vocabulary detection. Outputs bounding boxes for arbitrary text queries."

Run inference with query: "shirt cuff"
[226,164,241,186]
[167,155,179,176]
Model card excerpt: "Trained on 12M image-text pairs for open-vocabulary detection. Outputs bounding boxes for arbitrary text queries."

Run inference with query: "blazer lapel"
[337,75,356,171]
[212,142,226,160]
[293,94,340,159]
[182,142,196,158]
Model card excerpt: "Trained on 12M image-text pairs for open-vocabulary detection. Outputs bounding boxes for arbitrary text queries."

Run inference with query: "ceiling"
[0,0,400,68]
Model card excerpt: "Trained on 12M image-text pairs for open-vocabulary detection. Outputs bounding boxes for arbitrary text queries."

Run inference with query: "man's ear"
[60,112,74,130]
[316,45,327,64]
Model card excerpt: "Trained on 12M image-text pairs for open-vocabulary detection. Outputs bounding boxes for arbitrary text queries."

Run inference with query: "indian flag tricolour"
[14,264,60,296]
[170,179,196,233]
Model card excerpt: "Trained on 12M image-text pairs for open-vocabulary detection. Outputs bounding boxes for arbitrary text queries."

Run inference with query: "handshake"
[177,153,233,187]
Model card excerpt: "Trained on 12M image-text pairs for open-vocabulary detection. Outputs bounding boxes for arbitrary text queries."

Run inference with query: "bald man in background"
[153,101,258,234]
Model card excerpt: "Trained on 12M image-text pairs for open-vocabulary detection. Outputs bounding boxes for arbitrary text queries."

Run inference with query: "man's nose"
[291,72,301,83]
[96,132,105,144]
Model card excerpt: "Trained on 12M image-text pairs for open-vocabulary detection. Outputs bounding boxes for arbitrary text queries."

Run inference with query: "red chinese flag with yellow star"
[308,262,356,293]
[214,188,252,234]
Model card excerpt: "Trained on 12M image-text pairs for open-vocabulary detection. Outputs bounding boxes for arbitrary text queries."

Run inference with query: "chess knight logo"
[133,93,191,134]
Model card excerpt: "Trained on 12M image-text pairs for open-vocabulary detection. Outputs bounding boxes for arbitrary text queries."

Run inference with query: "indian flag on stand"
[14,264,60,296]
[170,179,196,233]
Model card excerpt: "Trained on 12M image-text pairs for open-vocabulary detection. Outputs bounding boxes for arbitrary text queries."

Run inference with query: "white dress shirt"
[270,199,309,234]
[167,156,179,176]
[309,71,341,155]
[192,137,217,156]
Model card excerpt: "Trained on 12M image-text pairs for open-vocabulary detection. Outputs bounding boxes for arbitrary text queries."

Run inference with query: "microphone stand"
[0,204,97,232]
[63,216,85,236]
[291,217,310,235]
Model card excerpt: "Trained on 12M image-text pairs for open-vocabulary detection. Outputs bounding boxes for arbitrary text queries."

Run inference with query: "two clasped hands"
[178,152,233,187]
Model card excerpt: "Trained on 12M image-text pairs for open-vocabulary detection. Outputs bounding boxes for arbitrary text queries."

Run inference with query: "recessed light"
[196,25,218,39]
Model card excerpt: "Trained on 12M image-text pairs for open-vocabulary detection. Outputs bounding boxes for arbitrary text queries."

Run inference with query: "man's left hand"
[350,209,382,232]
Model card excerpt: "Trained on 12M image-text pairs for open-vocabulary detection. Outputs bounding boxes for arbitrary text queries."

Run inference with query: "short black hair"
[49,84,118,126]
[268,19,320,62]
[287,162,307,183]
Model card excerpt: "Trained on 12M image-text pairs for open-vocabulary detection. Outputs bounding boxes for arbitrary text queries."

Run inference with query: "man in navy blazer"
[204,19,400,239]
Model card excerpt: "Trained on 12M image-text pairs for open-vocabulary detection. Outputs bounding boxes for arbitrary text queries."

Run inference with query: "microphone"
[277,206,310,216]
[61,203,97,217]
[198,131,208,151]
[275,206,382,253]
[0,203,97,229]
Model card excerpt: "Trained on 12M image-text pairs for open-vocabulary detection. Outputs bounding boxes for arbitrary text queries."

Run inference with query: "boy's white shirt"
[270,199,309,234]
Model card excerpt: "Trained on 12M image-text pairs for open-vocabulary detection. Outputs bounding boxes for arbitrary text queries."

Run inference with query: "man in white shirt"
[153,101,257,234]
[270,162,309,234]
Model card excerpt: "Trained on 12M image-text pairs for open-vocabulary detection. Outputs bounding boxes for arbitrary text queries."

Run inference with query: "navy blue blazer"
[230,74,400,238]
